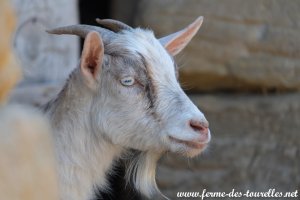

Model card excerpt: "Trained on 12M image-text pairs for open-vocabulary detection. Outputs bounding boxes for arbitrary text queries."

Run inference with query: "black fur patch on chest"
[93,160,143,200]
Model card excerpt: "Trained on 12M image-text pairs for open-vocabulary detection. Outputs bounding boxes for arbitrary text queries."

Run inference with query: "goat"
[44,17,211,200]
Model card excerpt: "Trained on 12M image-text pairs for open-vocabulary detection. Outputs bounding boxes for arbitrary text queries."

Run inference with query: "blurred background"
[1,0,299,199]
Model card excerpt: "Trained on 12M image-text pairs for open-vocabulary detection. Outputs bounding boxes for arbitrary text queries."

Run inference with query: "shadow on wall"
[78,0,110,49]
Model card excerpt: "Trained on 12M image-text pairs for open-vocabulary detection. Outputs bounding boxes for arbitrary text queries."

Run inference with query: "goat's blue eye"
[120,77,135,86]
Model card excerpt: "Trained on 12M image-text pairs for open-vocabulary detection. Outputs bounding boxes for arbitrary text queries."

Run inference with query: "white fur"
[45,27,210,200]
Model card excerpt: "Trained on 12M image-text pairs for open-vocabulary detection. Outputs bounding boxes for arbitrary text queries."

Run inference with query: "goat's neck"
[46,69,122,200]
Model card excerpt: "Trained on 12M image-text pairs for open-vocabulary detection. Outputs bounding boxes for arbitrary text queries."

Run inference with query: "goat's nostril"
[189,119,209,133]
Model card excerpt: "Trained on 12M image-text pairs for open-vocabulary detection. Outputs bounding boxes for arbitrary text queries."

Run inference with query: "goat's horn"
[46,24,116,42]
[95,18,132,32]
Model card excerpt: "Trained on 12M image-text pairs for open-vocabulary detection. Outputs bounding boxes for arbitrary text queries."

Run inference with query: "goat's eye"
[120,76,135,86]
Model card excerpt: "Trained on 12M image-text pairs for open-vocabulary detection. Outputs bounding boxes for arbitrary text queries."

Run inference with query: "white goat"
[44,17,210,200]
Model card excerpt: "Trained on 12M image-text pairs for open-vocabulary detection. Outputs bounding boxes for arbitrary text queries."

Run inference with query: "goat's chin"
[168,136,209,158]
[175,145,207,158]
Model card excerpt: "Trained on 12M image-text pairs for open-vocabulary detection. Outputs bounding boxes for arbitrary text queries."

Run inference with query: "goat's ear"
[159,16,203,56]
[80,31,104,88]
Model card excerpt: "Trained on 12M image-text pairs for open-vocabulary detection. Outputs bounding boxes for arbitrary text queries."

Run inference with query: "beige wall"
[134,0,300,92]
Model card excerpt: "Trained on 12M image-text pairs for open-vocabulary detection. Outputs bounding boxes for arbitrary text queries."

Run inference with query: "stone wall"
[157,93,300,199]
[133,0,300,92]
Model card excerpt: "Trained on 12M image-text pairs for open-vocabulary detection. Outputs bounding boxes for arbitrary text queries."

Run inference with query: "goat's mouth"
[168,136,208,149]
